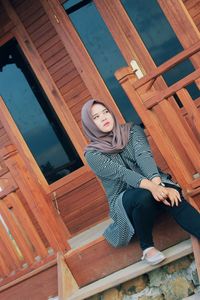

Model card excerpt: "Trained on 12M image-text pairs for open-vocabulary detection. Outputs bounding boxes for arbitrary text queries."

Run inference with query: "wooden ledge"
[68,239,193,300]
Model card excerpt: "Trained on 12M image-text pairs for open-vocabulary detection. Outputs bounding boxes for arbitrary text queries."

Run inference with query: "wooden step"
[65,212,189,287]
[68,218,112,250]
[68,239,193,300]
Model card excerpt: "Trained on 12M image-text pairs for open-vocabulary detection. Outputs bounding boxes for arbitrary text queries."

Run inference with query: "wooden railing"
[0,142,71,288]
[115,40,200,189]
[0,162,56,287]
[115,40,200,277]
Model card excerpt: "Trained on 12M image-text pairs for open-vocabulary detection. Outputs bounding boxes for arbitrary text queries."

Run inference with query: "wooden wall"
[184,0,200,31]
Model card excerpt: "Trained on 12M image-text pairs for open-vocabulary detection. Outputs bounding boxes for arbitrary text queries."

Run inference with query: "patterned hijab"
[81,99,132,154]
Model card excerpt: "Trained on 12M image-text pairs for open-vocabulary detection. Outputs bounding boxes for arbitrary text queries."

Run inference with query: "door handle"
[130,60,144,79]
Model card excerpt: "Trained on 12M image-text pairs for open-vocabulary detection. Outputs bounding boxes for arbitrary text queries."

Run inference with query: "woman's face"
[91,103,114,132]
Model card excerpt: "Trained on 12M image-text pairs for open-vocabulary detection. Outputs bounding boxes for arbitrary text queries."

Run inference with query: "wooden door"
[59,0,200,180]
[60,0,199,123]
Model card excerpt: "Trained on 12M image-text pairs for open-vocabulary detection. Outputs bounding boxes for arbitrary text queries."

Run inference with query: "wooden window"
[0,38,83,184]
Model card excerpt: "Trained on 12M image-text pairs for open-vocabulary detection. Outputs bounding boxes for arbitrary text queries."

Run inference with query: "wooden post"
[0,144,71,253]
[57,252,78,299]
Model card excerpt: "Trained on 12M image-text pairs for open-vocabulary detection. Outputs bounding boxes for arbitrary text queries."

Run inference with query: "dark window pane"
[64,0,141,123]
[0,39,83,184]
[121,0,200,101]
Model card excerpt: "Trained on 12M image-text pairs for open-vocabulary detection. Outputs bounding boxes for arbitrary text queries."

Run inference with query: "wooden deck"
[68,218,112,250]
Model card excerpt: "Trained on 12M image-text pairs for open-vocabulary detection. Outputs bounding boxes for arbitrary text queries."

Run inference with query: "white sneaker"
[141,247,166,265]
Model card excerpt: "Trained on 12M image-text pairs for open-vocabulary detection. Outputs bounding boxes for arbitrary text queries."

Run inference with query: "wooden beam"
[68,239,193,300]
[0,257,56,292]
[158,0,200,88]
[65,213,189,287]
[133,40,200,89]
[39,0,124,123]
[0,143,71,253]
[57,252,78,299]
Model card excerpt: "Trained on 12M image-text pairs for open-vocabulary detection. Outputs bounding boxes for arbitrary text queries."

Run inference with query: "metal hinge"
[53,13,60,24]
[52,191,61,214]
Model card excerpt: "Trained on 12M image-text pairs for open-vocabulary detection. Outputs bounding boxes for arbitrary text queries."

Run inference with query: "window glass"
[0,39,83,184]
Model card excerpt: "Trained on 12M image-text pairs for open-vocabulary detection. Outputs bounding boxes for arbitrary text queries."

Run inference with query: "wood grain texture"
[65,213,189,287]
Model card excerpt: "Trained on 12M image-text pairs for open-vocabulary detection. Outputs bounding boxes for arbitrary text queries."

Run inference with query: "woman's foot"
[141,247,166,265]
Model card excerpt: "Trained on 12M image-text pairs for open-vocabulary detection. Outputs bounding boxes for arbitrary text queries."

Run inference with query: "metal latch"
[130,60,144,79]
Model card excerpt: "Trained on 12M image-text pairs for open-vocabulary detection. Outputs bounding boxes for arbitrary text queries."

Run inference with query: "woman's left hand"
[164,187,182,207]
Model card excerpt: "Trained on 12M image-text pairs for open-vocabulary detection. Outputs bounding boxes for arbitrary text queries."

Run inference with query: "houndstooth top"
[85,124,176,248]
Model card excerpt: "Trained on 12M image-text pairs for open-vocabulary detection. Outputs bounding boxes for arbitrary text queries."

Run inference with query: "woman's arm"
[132,125,160,180]
[85,150,146,188]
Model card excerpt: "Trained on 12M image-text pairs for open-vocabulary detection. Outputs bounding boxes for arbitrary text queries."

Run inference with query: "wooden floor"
[68,239,193,300]
[68,218,112,249]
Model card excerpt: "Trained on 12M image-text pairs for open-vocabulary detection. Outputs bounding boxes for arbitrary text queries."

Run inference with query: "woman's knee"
[136,189,155,209]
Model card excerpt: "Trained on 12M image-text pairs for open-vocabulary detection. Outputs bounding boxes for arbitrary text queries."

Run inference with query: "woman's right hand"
[139,179,170,205]
[150,185,170,205]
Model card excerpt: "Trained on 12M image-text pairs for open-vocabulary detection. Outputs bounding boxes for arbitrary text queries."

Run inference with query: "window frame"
[0,31,88,194]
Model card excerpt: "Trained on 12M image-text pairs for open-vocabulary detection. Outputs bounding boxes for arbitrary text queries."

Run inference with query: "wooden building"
[0,0,200,299]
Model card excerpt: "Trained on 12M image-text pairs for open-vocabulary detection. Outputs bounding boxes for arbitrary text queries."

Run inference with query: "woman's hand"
[139,179,181,206]
[150,185,170,204]
[165,187,182,207]
[140,179,169,204]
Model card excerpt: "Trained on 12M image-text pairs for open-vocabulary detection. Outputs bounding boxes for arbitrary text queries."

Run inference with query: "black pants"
[122,182,200,250]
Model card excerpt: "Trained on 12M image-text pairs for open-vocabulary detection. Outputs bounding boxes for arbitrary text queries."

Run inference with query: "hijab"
[81,99,132,154]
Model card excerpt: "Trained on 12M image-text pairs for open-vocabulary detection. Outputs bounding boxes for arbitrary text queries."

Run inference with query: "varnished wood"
[0,260,58,300]
[0,143,71,252]
[65,213,189,287]
[159,0,200,88]
[115,39,200,278]
[39,0,124,123]
[57,252,78,299]
[4,193,48,258]
[133,40,200,90]
[176,88,200,138]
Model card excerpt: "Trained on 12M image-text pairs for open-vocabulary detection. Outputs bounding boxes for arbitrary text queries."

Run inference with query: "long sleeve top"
[85,124,175,247]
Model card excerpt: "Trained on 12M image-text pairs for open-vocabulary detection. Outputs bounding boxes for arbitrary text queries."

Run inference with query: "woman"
[81,99,200,265]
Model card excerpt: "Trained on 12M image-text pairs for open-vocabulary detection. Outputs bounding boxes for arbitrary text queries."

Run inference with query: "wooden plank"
[37,35,60,55]
[40,0,124,123]
[0,231,20,273]
[4,193,48,259]
[30,21,54,42]
[0,253,56,289]
[48,54,71,75]
[0,212,23,269]
[0,200,36,265]
[68,239,193,300]
[177,88,200,138]
[0,260,58,300]
[158,0,200,87]
[133,40,200,89]
[57,252,78,300]
[0,252,11,277]
[33,28,57,49]
[144,68,200,108]
[65,212,189,287]
[53,61,77,82]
